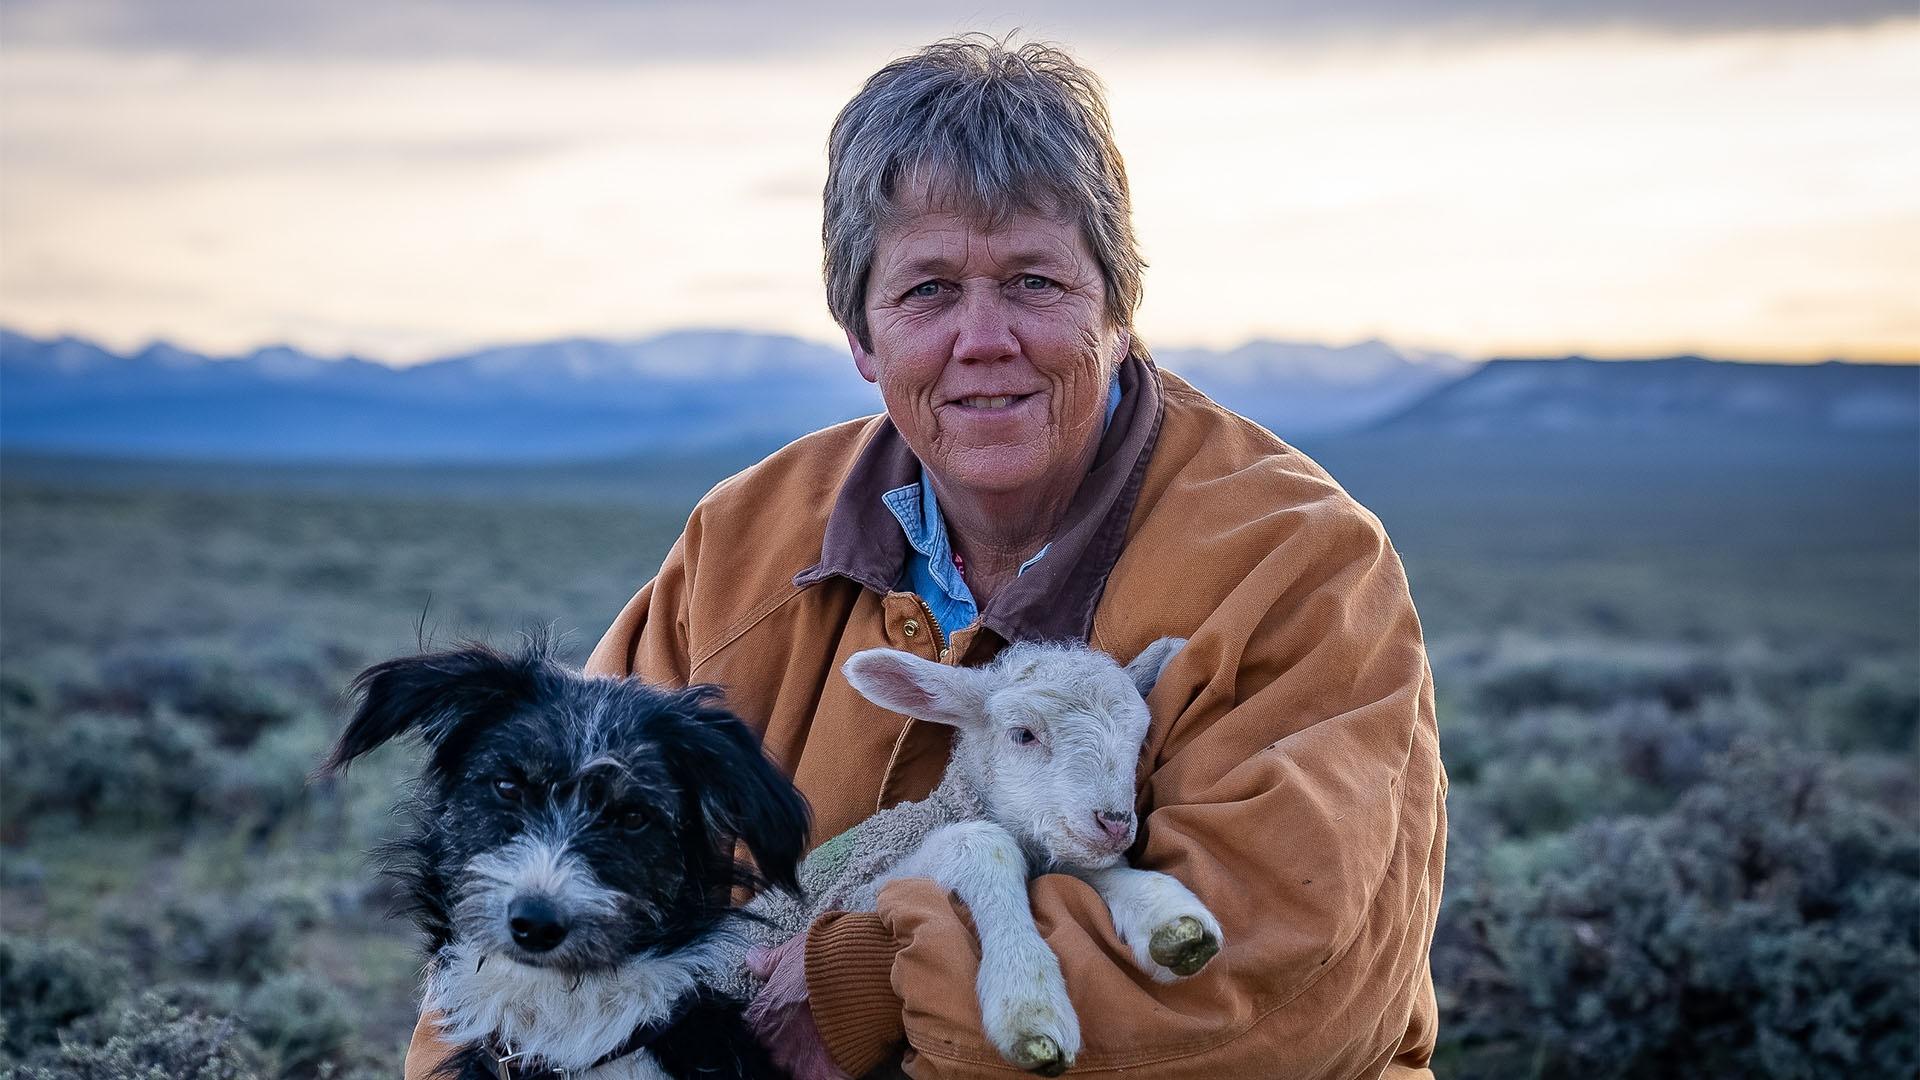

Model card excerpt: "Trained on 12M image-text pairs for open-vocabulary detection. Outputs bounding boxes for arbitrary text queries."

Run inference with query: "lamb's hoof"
[1149,916,1219,976]
[1012,1035,1067,1076]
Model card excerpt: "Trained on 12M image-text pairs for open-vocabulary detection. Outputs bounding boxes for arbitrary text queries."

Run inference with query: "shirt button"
[903,619,921,639]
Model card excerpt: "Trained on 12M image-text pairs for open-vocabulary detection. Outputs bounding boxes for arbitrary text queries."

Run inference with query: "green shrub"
[6,994,265,1080]
[1466,643,1738,717]
[162,899,293,985]
[1436,745,1920,1078]
[211,726,327,841]
[106,890,315,987]
[2,709,220,831]
[2,711,323,843]
[89,647,302,750]
[240,974,352,1078]
[1809,660,1919,754]
[1446,699,1746,839]
[0,670,53,719]
[0,937,127,1058]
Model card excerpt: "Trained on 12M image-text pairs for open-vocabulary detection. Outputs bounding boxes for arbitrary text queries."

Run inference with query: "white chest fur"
[425,939,727,1075]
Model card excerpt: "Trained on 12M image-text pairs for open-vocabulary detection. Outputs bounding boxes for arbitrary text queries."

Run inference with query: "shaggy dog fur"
[325,639,808,1079]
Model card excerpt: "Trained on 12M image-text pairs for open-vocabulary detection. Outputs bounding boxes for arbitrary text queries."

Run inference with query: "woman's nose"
[951,289,1019,363]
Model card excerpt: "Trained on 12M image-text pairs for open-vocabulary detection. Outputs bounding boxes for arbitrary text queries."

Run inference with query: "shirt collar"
[881,475,975,609]
[796,352,1165,644]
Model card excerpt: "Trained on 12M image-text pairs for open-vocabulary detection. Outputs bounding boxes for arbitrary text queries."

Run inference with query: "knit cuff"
[805,910,905,1077]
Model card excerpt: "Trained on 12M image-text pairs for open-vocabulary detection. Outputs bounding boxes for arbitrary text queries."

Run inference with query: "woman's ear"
[843,648,991,729]
[847,327,879,383]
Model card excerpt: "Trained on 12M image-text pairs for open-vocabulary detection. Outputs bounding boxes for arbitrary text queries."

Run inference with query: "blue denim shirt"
[884,377,1123,640]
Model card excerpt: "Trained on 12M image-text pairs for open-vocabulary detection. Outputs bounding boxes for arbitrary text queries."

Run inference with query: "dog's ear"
[665,688,811,898]
[324,644,541,774]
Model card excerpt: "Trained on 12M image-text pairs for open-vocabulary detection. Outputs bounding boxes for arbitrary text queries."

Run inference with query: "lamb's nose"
[507,896,570,952]
[1094,809,1134,843]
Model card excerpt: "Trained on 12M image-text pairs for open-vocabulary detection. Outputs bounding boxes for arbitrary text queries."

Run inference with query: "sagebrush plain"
[2,426,1914,1078]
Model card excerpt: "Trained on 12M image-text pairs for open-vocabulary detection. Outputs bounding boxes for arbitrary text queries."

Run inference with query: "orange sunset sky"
[2,1,1915,364]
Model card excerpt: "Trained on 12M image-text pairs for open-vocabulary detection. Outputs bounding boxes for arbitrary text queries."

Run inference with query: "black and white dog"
[326,639,809,1079]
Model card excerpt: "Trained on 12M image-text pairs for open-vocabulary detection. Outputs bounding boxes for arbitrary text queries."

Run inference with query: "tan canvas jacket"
[405,357,1445,1079]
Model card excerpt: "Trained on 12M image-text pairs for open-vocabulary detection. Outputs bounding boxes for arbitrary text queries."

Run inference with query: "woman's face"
[850,195,1127,502]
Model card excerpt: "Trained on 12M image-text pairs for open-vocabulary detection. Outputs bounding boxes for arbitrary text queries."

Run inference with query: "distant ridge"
[1155,338,1471,437]
[1375,356,1919,435]
[2,328,1913,463]
[0,328,878,462]
[0,328,1469,462]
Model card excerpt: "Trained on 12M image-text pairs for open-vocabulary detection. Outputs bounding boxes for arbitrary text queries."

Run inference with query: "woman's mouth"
[948,391,1038,411]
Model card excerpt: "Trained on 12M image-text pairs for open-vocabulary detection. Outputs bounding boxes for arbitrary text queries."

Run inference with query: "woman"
[407,37,1443,1080]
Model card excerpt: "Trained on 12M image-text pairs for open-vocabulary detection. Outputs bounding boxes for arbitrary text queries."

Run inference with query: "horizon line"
[1,323,1915,369]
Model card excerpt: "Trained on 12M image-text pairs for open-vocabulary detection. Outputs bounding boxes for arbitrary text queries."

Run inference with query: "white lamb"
[722,638,1224,1076]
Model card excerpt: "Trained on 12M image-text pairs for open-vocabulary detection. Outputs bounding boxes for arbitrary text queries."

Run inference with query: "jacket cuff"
[805,910,905,1077]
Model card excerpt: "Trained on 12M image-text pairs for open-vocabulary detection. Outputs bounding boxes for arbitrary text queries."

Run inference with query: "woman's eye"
[907,281,941,298]
[492,778,523,802]
[1019,275,1054,291]
[1009,727,1038,746]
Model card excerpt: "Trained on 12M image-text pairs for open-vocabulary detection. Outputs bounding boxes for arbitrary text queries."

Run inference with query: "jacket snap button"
[903,619,921,638]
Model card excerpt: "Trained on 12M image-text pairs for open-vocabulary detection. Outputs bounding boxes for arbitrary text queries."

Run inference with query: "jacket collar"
[794,351,1165,644]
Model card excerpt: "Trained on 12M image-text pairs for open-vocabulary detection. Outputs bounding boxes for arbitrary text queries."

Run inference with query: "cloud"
[4,130,572,184]
[2,7,1914,362]
[3,0,1912,62]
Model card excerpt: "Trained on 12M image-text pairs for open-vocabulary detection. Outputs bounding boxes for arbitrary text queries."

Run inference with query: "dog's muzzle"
[506,895,570,953]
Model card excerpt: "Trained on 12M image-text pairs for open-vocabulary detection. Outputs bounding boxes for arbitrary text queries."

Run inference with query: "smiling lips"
[950,391,1039,411]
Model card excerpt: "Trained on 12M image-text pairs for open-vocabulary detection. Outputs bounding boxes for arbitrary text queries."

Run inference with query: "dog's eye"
[1009,727,1038,746]
[616,807,651,830]
[492,778,523,802]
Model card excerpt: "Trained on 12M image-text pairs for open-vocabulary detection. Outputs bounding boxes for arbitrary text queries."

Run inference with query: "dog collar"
[483,995,691,1080]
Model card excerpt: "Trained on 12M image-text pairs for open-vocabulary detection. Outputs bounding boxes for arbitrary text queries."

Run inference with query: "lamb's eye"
[492,778,523,802]
[1009,727,1038,746]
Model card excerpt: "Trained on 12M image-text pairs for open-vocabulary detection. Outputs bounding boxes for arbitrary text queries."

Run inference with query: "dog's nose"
[507,896,570,952]
[1094,809,1134,844]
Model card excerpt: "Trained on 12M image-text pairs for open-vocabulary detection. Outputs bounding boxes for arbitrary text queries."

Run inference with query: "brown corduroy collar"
[793,351,1165,644]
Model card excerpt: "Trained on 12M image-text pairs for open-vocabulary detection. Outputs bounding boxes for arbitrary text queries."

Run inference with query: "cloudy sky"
[2,1,1915,363]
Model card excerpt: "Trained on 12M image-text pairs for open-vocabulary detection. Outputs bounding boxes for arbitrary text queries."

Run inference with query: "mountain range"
[0,328,1911,463]
[1378,354,1918,435]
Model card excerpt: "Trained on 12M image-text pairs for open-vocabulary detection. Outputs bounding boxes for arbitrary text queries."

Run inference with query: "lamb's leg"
[875,821,1081,1076]
[1070,865,1223,983]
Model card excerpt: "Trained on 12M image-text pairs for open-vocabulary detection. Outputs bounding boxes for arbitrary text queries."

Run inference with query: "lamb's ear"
[323,644,538,774]
[843,648,991,728]
[1124,637,1187,698]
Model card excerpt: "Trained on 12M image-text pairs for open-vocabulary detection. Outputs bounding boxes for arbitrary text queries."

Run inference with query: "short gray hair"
[823,36,1145,351]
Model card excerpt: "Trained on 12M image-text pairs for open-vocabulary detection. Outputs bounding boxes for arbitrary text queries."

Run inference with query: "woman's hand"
[745,935,852,1080]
